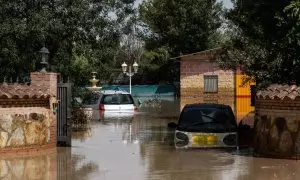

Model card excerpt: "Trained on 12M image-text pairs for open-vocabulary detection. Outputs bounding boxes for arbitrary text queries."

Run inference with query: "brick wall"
[0,98,50,108]
[180,54,235,110]
[254,97,300,159]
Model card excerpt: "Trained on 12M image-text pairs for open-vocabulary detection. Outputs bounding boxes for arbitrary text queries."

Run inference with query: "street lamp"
[39,46,49,73]
[121,61,138,94]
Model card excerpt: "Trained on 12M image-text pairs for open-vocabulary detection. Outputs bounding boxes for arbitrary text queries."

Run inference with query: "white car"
[97,90,137,111]
[95,90,137,120]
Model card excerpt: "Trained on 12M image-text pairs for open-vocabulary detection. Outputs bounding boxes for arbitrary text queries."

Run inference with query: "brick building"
[176,48,255,122]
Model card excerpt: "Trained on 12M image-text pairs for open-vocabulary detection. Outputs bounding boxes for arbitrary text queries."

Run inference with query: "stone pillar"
[30,72,58,96]
[30,72,58,111]
[30,72,58,145]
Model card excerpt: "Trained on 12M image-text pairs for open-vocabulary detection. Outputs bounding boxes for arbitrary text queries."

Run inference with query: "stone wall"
[180,49,235,110]
[0,72,58,153]
[0,108,56,150]
[254,84,300,159]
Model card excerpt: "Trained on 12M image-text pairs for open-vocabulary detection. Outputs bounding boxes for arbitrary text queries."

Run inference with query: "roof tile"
[0,84,55,99]
[257,84,300,100]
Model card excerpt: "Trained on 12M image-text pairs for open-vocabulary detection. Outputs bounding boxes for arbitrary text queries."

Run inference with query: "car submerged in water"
[168,103,252,149]
[96,90,138,120]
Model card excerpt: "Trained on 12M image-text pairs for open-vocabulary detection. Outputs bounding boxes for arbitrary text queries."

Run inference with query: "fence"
[57,83,72,147]
[100,85,178,97]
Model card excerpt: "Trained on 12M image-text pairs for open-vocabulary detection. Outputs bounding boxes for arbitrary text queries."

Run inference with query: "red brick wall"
[0,98,50,108]
[30,72,58,96]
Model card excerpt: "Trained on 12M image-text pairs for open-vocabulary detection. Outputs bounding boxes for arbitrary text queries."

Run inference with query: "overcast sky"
[135,0,233,9]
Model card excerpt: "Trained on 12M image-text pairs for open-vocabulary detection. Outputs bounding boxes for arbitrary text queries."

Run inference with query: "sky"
[135,0,233,9]
[220,0,233,9]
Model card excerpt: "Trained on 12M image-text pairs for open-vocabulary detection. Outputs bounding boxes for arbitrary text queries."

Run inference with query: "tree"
[138,0,223,83]
[139,0,223,56]
[217,0,300,88]
[117,31,144,66]
[0,0,136,85]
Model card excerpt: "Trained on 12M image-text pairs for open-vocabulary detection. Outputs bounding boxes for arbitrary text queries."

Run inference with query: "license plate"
[192,135,218,145]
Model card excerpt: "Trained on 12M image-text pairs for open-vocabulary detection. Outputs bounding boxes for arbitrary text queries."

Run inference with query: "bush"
[72,86,99,105]
[71,106,90,131]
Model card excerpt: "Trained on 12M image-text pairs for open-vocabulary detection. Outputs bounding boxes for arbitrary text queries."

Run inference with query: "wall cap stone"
[0,84,53,99]
[256,84,300,100]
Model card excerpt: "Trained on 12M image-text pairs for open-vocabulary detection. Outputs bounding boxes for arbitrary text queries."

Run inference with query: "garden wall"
[0,72,58,153]
[254,84,300,159]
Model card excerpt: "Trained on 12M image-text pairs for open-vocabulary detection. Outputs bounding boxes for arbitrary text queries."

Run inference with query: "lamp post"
[121,61,138,94]
[39,46,49,73]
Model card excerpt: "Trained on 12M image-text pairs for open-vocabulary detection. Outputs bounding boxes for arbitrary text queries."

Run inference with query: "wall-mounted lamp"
[39,46,49,73]
[52,100,60,113]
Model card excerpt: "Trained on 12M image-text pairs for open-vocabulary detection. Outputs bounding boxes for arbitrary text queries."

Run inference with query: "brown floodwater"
[1,99,300,180]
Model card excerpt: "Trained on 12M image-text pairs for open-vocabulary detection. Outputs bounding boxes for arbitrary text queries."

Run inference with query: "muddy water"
[1,100,300,180]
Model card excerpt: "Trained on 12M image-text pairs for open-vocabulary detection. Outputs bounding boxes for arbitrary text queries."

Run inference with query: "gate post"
[57,83,73,146]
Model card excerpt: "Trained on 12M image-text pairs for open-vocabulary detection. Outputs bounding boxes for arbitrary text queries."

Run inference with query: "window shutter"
[204,75,218,93]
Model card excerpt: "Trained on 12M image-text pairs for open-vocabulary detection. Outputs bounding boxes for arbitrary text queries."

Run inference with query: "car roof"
[100,90,130,95]
[183,103,231,109]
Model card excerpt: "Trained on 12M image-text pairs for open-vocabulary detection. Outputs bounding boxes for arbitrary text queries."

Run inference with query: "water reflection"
[72,128,93,142]
[71,153,99,180]
[0,151,56,180]
[0,148,99,180]
[144,148,252,180]
[4,98,300,180]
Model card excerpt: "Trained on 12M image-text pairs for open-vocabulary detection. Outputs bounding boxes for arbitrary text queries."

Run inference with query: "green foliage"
[139,47,176,83]
[70,55,92,86]
[138,0,223,83]
[139,0,223,56]
[0,0,136,84]
[71,107,90,130]
[72,86,98,105]
[217,0,300,88]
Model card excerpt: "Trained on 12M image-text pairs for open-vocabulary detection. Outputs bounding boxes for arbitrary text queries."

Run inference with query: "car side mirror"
[168,122,177,128]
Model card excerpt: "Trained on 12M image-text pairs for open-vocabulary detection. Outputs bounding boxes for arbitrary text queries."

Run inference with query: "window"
[101,94,134,104]
[178,107,236,126]
[204,75,218,93]
[250,85,256,106]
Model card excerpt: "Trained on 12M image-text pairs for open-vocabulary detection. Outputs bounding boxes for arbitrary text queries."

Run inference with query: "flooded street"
[1,100,300,180]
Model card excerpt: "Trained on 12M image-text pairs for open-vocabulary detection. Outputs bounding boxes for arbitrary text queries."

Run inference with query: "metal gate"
[57,83,72,146]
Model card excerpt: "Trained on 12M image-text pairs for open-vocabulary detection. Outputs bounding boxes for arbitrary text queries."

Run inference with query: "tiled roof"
[171,48,222,60]
[0,84,54,99]
[256,84,300,100]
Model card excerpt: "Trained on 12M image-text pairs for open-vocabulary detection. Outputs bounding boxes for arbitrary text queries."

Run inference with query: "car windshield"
[101,94,134,104]
[178,108,234,126]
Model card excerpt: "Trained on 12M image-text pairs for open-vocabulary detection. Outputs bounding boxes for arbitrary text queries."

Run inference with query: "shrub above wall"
[254,84,300,159]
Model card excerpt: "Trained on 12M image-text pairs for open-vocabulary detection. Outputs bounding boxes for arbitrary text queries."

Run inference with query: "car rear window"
[178,108,235,126]
[101,94,134,104]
